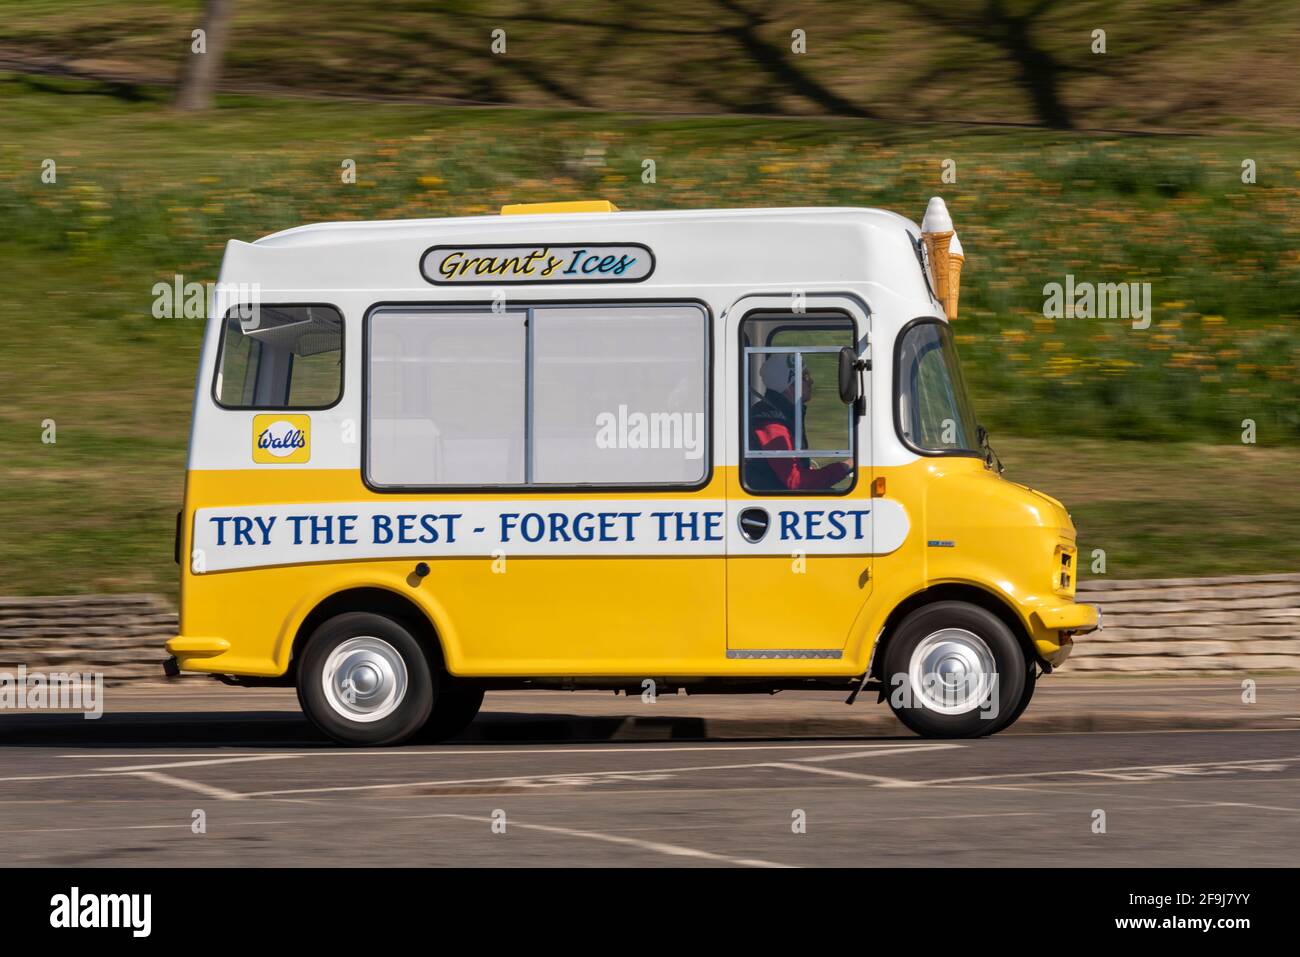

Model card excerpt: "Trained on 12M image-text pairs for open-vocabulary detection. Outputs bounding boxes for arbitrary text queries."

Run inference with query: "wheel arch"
[869,581,1039,682]
[289,587,446,682]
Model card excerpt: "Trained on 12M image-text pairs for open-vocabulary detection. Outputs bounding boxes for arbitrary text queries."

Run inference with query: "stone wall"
[1,574,1298,684]
[0,594,179,683]
[1065,573,1300,674]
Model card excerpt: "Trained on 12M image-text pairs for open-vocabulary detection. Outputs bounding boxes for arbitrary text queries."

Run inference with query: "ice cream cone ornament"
[947,231,965,320]
[921,196,954,308]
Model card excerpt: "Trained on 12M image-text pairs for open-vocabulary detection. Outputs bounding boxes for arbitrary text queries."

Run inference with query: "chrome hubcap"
[908,628,997,714]
[321,636,408,723]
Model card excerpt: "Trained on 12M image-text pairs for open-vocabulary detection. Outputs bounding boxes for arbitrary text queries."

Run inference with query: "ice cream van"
[167,198,1099,745]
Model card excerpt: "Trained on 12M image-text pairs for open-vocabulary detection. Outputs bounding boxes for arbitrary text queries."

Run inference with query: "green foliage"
[0,81,1295,594]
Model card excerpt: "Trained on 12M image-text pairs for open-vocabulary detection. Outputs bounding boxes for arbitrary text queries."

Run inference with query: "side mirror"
[838,346,860,404]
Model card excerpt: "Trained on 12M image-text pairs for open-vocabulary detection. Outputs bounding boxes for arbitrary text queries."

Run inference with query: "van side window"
[366,303,709,489]
[741,315,856,495]
[214,305,344,409]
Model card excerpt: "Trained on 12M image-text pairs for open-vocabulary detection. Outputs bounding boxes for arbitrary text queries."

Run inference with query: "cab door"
[724,295,875,657]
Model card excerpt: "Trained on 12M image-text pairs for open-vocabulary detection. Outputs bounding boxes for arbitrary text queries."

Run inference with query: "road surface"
[2,686,1297,866]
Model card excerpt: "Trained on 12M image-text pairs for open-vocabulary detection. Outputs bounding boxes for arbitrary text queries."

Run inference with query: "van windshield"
[896,319,980,455]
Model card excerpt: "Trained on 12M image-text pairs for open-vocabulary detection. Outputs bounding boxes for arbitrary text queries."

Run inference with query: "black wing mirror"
[838,346,869,417]
[838,346,859,404]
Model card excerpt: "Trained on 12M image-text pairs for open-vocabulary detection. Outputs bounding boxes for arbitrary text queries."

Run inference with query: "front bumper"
[1033,602,1101,635]
[1029,602,1100,668]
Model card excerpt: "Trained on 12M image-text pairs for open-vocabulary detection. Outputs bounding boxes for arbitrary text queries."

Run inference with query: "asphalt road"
[2,690,1298,866]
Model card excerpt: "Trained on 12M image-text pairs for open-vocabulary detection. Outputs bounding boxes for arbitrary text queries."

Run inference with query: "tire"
[1001,659,1038,732]
[297,612,435,746]
[418,684,486,742]
[882,601,1028,738]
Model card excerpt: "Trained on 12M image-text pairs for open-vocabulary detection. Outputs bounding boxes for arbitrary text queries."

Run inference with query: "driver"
[746,353,853,491]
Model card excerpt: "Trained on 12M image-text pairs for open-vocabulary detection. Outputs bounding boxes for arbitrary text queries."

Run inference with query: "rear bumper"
[165,635,230,674]
[165,635,230,657]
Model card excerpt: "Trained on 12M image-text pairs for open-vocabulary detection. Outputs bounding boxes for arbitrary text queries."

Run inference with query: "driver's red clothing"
[750,419,852,490]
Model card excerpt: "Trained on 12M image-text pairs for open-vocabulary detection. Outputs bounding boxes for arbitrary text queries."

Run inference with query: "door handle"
[738,507,770,544]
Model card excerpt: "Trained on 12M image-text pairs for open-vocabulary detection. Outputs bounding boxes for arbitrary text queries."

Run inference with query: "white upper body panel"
[193,207,944,473]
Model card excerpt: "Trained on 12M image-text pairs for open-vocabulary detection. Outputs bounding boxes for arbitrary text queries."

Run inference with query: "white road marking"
[0,771,128,784]
[96,755,303,772]
[239,743,952,797]
[765,762,911,785]
[130,770,246,801]
[62,742,934,760]
[59,753,268,759]
[17,821,282,834]
[1006,726,1300,736]
[800,744,960,762]
[1180,801,1300,814]
[894,756,1300,787]
[767,743,962,785]
[406,812,793,868]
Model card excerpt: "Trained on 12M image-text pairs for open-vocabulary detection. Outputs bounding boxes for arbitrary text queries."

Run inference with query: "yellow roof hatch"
[500,200,621,215]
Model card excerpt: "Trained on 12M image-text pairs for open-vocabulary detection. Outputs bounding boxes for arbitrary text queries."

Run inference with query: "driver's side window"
[740,314,856,495]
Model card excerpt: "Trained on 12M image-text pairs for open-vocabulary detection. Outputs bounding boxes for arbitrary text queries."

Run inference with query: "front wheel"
[882,601,1028,738]
[297,612,435,746]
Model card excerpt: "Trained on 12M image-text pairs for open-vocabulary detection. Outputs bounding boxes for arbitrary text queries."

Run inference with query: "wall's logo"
[252,414,310,464]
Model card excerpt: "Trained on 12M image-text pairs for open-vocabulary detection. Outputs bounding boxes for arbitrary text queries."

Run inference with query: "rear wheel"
[297,612,434,746]
[883,601,1027,738]
[418,684,485,742]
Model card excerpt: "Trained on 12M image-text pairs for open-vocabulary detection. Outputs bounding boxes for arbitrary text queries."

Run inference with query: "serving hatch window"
[214,304,344,409]
[366,302,709,489]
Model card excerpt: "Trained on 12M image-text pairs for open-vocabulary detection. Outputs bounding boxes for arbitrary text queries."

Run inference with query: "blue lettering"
[232,516,255,546]
[208,516,233,547]
[338,514,359,545]
[397,514,417,544]
[308,514,334,545]
[252,515,276,545]
[562,248,588,274]
[520,513,545,543]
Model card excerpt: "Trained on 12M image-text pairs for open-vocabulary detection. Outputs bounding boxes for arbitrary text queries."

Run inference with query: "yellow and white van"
[168,199,1098,745]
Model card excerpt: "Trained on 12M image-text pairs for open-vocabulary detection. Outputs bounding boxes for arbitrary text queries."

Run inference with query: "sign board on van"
[420,244,654,285]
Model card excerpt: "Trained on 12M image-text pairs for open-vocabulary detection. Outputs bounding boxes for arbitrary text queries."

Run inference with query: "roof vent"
[500,200,621,215]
